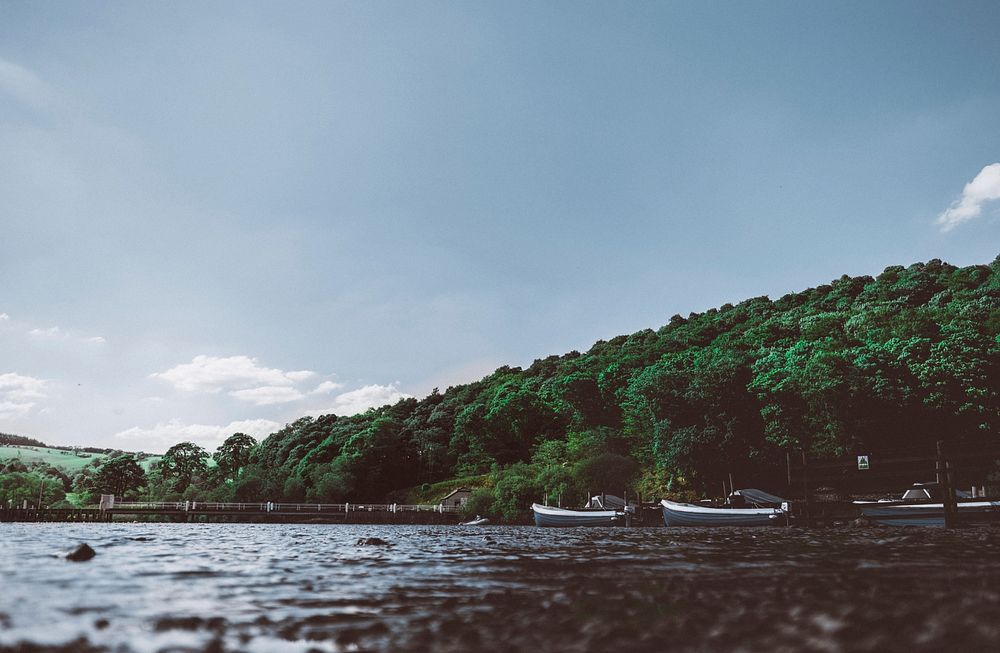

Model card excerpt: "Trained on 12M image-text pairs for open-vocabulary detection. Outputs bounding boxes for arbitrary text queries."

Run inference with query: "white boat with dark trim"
[855,482,1000,527]
[531,503,623,527]
[661,489,787,527]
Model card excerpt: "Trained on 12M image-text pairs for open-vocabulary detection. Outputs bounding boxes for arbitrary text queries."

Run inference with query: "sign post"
[857,455,870,471]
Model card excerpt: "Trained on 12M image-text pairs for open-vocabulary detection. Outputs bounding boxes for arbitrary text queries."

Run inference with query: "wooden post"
[946,460,958,526]
[624,489,631,528]
[937,440,957,528]
[801,450,812,527]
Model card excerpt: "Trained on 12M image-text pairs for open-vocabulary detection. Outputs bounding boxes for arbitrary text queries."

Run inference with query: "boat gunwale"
[530,503,620,518]
[854,500,1000,511]
[660,499,783,516]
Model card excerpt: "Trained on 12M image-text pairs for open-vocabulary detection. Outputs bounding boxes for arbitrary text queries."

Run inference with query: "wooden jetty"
[0,507,112,522]
[785,438,1000,527]
[1,500,462,524]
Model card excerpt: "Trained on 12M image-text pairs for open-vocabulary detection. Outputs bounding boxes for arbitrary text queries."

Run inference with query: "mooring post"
[801,450,812,527]
[937,440,958,528]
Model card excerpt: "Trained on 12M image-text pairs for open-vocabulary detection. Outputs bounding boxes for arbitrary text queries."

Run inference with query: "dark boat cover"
[587,495,626,509]
[732,488,786,508]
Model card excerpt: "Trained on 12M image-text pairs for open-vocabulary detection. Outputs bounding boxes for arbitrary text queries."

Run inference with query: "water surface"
[2,523,1000,652]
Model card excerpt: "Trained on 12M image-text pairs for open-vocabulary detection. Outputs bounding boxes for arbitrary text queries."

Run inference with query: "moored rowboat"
[854,500,1000,526]
[660,499,784,527]
[531,503,622,527]
[855,482,1000,526]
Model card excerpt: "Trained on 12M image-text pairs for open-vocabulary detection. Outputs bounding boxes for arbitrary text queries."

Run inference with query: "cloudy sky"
[2,1,999,453]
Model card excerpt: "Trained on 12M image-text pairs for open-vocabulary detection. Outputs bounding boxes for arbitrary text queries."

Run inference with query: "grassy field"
[0,444,162,472]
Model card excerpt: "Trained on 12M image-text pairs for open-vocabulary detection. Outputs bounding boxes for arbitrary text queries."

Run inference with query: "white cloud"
[151,355,315,395]
[0,58,61,111]
[25,324,105,345]
[229,385,305,406]
[310,380,346,395]
[0,313,9,321]
[314,383,412,417]
[114,418,282,452]
[937,163,1000,231]
[28,326,61,338]
[0,372,47,419]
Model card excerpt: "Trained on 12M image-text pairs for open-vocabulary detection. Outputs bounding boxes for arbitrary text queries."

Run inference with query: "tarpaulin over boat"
[731,489,786,507]
[587,495,626,509]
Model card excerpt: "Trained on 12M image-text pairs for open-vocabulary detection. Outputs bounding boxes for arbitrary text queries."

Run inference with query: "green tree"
[160,442,209,491]
[572,453,640,497]
[93,454,147,498]
[214,432,258,481]
[0,472,65,507]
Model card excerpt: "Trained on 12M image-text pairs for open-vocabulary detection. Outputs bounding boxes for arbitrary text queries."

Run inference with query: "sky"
[1,1,999,453]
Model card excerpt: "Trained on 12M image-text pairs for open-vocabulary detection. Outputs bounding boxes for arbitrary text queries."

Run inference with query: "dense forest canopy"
[4,256,999,518]
[228,256,1000,509]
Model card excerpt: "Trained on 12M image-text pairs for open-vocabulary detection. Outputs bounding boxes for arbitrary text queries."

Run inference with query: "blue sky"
[1,1,998,452]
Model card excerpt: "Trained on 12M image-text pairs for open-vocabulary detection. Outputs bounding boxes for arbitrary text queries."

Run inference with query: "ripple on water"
[3,523,1000,652]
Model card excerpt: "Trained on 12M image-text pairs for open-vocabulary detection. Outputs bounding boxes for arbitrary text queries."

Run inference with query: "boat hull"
[531,503,620,527]
[857,500,1000,527]
[460,518,490,526]
[661,500,783,527]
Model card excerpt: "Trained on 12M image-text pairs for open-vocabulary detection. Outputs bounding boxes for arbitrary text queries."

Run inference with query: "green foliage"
[572,453,640,497]
[160,442,209,491]
[10,255,994,506]
[490,463,543,521]
[92,454,147,498]
[200,256,1000,502]
[459,488,495,519]
[0,472,65,507]
[0,444,161,473]
[213,432,258,481]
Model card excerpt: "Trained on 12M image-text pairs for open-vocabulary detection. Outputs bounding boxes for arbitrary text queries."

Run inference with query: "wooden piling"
[937,440,958,528]
[801,450,812,527]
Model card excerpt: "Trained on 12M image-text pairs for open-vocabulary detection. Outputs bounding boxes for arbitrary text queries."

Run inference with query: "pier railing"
[105,501,461,514]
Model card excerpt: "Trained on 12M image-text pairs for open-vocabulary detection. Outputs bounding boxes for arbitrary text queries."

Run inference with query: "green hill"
[7,255,998,518]
[223,255,998,516]
[0,445,161,473]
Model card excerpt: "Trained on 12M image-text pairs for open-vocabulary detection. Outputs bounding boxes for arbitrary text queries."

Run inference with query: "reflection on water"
[2,523,1000,652]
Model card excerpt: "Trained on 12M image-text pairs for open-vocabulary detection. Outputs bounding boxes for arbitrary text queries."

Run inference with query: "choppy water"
[2,523,1000,652]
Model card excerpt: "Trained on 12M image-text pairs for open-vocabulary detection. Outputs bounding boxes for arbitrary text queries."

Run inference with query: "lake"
[2,522,1000,652]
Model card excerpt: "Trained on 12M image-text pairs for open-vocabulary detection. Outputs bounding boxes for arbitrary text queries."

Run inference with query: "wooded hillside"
[228,256,999,512]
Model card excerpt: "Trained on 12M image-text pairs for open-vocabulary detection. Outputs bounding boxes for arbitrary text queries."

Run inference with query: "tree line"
[3,256,999,520]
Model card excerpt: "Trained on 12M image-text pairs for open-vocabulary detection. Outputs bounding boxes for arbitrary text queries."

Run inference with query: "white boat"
[459,516,491,526]
[855,482,1000,526]
[661,499,784,526]
[531,503,623,527]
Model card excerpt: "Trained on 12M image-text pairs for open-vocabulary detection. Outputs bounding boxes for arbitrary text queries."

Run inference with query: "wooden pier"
[785,439,1000,527]
[0,507,112,522]
[1,501,462,524]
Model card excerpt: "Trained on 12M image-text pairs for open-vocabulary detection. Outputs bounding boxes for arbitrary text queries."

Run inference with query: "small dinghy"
[661,489,787,527]
[460,516,491,526]
[855,482,1000,527]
